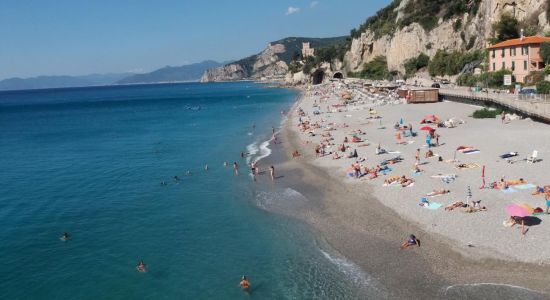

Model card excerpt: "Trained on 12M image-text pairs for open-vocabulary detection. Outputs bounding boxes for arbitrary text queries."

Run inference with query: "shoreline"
[265,87,550,298]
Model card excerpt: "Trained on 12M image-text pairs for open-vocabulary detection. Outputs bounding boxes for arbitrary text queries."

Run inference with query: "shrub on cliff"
[355,56,391,80]
[428,49,485,77]
[536,80,550,94]
[489,13,519,44]
[404,53,430,77]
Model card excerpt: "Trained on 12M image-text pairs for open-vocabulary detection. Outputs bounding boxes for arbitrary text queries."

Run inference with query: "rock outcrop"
[344,0,548,74]
[201,43,289,82]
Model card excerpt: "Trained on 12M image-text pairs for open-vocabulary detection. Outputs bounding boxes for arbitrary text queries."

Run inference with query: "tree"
[491,13,519,43]
[536,80,550,94]
[540,42,550,64]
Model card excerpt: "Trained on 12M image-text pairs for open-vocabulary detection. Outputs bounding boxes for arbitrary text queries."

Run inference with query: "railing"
[439,88,550,122]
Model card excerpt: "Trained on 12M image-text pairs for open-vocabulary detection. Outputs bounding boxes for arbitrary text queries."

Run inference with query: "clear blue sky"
[0,0,391,79]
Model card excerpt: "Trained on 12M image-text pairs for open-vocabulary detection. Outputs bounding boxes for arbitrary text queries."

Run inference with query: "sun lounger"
[527,150,540,163]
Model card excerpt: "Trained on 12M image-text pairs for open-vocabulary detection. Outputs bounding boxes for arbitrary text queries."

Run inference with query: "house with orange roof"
[487,34,550,83]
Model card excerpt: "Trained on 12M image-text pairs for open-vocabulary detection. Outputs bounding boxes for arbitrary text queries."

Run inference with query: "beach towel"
[500,152,518,159]
[441,177,456,184]
[514,183,536,190]
[501,187,517,193]
[412,171,422,177]
[387,151,401,154]
[425,202,442,210]
[379,167,393,175]
[463,149,480,154]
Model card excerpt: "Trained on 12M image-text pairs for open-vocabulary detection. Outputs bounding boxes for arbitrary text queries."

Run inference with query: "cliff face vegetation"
[201,37,346,82]
[344,0,549,76]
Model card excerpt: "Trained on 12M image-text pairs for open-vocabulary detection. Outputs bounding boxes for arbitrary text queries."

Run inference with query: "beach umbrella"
[420,126,433,131]
[505,204,533,235]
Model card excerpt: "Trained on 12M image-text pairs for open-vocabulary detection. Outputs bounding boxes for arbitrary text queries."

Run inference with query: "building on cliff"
[302,42,314,58]
[487,34,550,83]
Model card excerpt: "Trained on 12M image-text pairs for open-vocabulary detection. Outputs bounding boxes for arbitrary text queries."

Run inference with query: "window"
[501,49,505,57]
[511,61,515,71]
[524,46,529,55]
[512,47,516,56]
[493,63,496,71]
[492,49,495,58]
[502,62,505,70]
[524,60,528,70]
[509,47,513,56]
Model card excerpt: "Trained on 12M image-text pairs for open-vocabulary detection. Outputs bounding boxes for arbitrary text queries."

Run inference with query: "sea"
[0,82,380,299]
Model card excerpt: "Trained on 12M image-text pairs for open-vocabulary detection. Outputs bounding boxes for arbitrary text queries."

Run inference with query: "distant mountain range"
[116,60,223,85]
[0,73,131,91]
[0,60,224,91]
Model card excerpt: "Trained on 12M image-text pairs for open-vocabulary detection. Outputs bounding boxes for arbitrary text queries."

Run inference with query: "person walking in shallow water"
[233,162,239,175]
[269,165,275,181]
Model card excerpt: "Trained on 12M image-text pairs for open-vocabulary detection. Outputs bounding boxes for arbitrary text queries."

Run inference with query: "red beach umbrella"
[420,126,433,131]
[505,204,533,235]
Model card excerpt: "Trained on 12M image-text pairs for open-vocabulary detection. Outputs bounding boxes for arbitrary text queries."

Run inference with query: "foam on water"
[443,283,547,299]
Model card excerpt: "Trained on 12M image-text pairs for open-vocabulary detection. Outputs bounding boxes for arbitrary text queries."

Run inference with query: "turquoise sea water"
[0,83,376,299]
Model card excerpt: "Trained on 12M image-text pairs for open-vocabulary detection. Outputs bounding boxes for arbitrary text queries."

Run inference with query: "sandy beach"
[267,82,550,298]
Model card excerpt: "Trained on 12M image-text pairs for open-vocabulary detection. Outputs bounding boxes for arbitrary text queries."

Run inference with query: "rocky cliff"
[344,0,549,74]
[201,37,346,82]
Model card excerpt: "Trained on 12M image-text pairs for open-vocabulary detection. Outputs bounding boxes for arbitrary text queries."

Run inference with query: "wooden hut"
[401,88,439,104]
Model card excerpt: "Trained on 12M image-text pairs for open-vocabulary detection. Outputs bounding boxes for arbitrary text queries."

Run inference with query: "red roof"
[487,36,550,49]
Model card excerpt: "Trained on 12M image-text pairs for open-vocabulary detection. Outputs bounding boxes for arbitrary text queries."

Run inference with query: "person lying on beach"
[375,144,387,155]
[464,201,487,213]
[445,201,465,211]
[412,162,421,173]
[332,152,341,160]
[506,178,526,186]
[532,185,550,195]
[399,175,414,187]
[400,234,420,249]
[426,189,450,197]
[292,150,301,158]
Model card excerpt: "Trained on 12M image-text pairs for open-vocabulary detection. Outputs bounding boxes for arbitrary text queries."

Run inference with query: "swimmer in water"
[136,261,146,272]
[160,181,167,186]
[205,164,208,171]
[224,161,228,167]
[186,171,192,176]
[60,232,70,241]
[239,275,250,290]
[174,176,180,182]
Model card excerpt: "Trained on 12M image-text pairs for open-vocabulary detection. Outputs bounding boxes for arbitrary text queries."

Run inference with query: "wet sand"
[257,91,550,299]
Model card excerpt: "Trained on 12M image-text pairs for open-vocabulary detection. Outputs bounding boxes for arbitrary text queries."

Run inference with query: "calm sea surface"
[0,82,378,299]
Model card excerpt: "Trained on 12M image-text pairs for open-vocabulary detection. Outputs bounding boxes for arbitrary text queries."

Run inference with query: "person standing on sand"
[415,149,420,163]
[269,166,275,181]
[501,111,506,124]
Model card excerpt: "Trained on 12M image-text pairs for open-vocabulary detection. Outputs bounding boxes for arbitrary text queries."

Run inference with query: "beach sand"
[264,84,550,298]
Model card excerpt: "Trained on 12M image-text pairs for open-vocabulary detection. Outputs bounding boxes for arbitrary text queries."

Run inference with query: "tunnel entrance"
[312,70,325,85]
[333,72,343,79]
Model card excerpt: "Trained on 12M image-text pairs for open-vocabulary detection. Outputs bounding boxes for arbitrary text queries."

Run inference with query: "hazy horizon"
[0,0,391,80]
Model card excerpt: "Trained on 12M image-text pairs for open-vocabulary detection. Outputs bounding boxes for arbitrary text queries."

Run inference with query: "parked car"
[440,79,450,84]
[431,83,441,88]
[519,88,536,95]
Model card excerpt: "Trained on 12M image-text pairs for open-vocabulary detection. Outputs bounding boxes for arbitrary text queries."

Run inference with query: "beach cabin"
[401,87,439,104]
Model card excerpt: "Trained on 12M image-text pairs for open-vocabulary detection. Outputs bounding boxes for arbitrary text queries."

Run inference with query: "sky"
[0,0,391,79]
